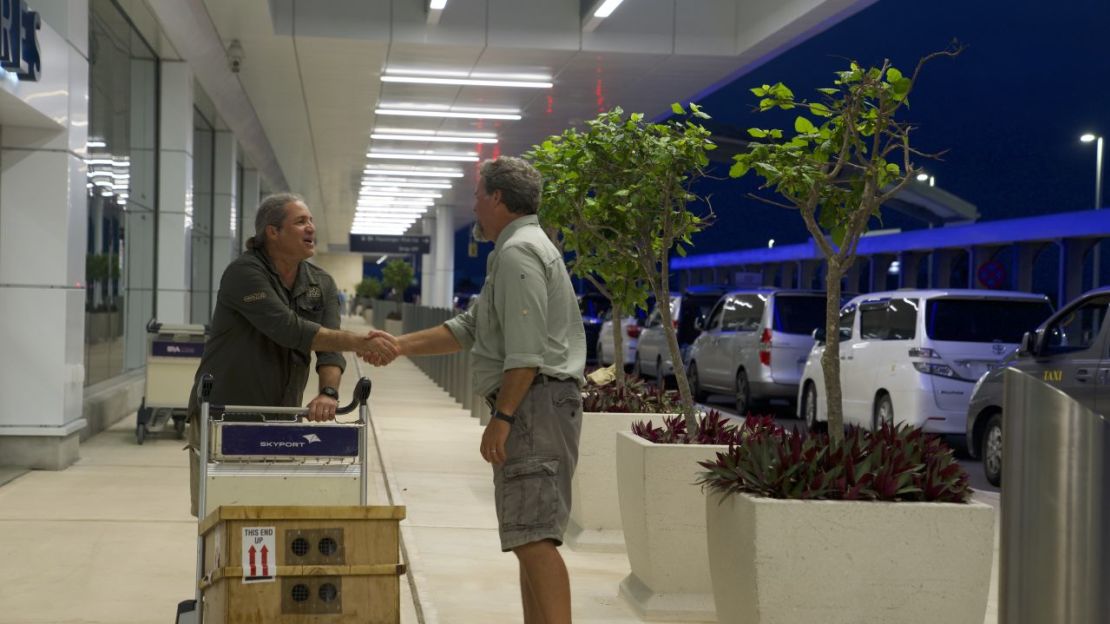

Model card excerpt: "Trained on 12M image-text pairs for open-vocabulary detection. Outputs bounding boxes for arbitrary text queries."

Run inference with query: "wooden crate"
[198,505,406,624]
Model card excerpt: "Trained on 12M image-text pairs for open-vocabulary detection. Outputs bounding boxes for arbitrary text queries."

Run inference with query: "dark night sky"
[447,0,1110,289]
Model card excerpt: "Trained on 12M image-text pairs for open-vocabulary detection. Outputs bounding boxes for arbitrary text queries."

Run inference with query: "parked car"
[687,289,827,414]
[634,286,725,381]
[579,293,611,364]
[966,287,1108,486]
[798,289,1054,451]
[597,302,653,370]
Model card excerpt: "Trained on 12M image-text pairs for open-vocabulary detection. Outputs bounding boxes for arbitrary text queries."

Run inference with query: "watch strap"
[492,409,516,425]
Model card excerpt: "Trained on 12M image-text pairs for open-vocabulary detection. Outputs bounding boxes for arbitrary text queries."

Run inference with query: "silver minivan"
[687,289,827,414]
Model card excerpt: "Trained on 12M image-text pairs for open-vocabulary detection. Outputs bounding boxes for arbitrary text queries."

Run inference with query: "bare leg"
[520,563,547,624]
[513,540,571,624]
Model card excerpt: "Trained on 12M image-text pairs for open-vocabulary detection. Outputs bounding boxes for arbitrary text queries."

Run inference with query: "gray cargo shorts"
[489,376,583,552]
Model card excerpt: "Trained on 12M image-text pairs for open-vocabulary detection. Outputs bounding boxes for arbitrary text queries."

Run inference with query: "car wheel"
[632,354,643,379]
[656,356,664,384]
[803,382,825,433]
[983,412,1003,487]
[688,362,708,403]
[735,369,752,416]
[872,393,894,431]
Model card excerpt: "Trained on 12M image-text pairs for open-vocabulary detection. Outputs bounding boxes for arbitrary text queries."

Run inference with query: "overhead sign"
[0,0,41,81]
[350,234,430,254]
[977,260,1006,290]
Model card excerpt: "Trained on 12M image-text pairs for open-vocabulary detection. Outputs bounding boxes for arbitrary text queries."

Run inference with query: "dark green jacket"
[188,248,344,414]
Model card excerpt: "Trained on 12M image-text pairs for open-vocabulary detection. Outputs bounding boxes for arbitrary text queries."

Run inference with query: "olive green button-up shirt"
[444,215,586,398]
[188,248,344,412]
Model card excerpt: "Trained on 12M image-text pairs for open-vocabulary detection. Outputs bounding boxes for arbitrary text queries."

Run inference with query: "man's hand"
[480,418,512,465]
[306,393,338,422]
[360,330,400,366]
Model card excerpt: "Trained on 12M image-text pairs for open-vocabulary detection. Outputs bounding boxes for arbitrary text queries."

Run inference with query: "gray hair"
[479,157,543,215]
[246,192,304,250]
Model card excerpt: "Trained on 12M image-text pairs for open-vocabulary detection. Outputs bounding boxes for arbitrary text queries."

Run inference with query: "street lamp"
[1081,133,1104,286]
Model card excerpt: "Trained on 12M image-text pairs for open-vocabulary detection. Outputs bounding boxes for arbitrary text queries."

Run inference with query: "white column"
[210,130,238,302]
[156,61,193,324]
[240,168,261,242]
[420,215,437,307]
[0,4,90,468]
[434,205,455,309]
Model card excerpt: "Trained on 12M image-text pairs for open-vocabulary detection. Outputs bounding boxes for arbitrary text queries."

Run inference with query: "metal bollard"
[1000,368,1110,622]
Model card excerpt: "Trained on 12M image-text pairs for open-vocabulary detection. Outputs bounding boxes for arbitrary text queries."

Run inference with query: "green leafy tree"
[382,259,414,318]
[355,277,383,300]
[540,105,715,425]
[730,45,961,442]
[526,110,652,390]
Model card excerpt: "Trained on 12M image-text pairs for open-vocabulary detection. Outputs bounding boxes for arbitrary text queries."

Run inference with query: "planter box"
[705,491,994,624]
[383,318,404,336]
[616,431,725,622]
[567,412,674,553]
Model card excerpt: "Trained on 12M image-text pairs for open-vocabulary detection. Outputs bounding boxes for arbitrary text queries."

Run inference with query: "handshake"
[359,330,402,367]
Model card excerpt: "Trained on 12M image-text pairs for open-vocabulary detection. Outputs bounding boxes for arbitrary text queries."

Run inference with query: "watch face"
[322,387,339,399]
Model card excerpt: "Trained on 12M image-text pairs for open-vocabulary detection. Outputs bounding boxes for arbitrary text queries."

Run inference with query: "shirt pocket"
[295,296,325,323]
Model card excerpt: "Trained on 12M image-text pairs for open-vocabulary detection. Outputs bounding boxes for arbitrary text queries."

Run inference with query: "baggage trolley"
[137,319,207,444]
[177,373,386,624]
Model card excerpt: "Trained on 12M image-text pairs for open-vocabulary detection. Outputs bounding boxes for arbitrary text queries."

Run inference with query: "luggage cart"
[137,320,207,444]
[176,374,375,624]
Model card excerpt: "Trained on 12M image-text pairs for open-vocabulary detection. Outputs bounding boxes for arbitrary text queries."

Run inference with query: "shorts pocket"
[552,387,582,417]
[500,457,560,531]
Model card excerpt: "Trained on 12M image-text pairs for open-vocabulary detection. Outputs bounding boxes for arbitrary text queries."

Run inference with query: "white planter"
[383,318,404,336]
[615,430,726,622]
[705,491,995,624]
[567,412,674,553]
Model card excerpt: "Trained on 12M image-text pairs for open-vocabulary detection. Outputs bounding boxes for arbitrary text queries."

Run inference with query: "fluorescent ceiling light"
[429,0,447,8]
[371,131,498,144]
[363,166,464,178]
[361,180,453,189]
[376,104,521,121]
[374,127,496,139]
[381,75,551,89]
[357,197,435,205]
[87,139,106,148]
[386,69,553,82]
[367,150,478,162]
[593,0,625,18]
[359,190,442,198]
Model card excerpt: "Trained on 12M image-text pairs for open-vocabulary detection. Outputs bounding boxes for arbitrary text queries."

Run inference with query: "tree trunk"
[611,301,626,390]
[656,257,696,428]
[822,259,845,444]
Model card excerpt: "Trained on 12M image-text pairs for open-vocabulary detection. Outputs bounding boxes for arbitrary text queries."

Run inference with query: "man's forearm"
[317,365,341,393]
[495,367,538,416]
[398,325,463,357]
[311,327,375,352]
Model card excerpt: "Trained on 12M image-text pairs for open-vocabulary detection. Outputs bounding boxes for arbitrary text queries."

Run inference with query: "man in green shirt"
[186,193,398,516]
[367,157,586,624]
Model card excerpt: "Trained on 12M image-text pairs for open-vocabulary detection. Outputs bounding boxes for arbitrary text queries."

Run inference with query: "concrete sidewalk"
[0,314,999,623]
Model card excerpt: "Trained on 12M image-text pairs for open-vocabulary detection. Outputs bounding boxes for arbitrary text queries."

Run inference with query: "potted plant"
[615,411,743,621]
[354,276,382,319]
[697,422,993,624]
[728,46,960,440]
[565,376,680,552]
[381,259,413,333]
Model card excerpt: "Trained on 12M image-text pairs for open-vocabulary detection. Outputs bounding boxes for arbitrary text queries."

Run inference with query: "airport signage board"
[1,0,41,81]
[349,234,431,254]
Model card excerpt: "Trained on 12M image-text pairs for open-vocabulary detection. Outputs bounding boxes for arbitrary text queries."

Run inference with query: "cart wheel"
[174,415,186,439]
[136,423,146,445]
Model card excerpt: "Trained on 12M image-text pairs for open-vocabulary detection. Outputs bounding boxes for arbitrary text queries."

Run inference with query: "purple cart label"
[152,340,204,358]
[220,425,359,457]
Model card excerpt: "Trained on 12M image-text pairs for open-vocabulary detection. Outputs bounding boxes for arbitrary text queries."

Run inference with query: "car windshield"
[925,298,1053,343]
[772,295,826,335]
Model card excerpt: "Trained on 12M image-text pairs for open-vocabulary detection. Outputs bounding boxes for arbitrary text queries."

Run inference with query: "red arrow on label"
[248,545,257,577]
[261,545,270,577]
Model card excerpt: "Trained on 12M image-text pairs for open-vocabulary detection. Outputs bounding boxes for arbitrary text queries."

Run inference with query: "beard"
[471,221,487,243]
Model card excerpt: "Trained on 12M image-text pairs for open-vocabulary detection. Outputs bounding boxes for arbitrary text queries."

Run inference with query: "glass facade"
[84,0,159,386]
[191,107,215,324]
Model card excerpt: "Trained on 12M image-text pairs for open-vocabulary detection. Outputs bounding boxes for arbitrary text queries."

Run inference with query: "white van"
[798,289,1053,447]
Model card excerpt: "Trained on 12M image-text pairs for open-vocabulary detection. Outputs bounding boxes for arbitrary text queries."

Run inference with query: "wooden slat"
[199,505,407,534]
[200,564,406,590]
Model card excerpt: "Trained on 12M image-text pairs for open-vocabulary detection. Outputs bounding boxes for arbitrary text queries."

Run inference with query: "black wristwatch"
[492,409,516,425]
[320,386,340,401]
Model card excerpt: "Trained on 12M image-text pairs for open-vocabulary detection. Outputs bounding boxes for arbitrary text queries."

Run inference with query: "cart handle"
[196,374,371,415]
